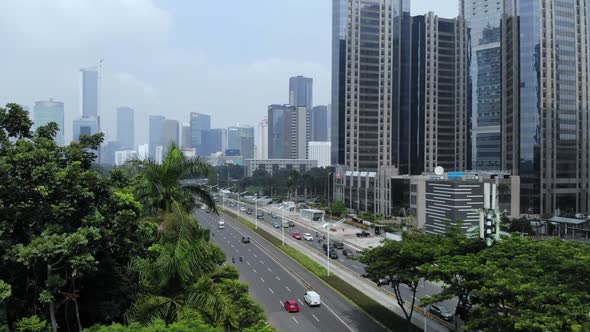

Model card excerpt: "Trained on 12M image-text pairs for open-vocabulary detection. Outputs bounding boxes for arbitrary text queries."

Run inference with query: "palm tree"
[128,144,237,327]
[133,143,216,215]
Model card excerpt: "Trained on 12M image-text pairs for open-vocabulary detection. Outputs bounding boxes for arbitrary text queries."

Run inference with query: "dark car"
[246,209,253,215]
[342,249,353,257]
[271,213,278,219]
[356,230,371,237]
[241,236,250,243]
[328,250,338,259]
[322,243,328,251]
[256,213,264,220]
[376,276,390,286]
[332,241,344,249]
[428,304,454,322]
[288,220,295,227]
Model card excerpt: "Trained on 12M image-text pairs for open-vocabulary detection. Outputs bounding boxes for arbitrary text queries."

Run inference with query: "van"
[218,220,225,229]
[304,291,321,307]
[282,220,289,228]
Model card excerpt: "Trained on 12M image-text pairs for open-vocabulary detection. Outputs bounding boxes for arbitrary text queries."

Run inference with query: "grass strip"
[222,209,415,332]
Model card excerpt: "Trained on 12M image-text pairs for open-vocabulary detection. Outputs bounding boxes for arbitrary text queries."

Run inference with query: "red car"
[291,232,302,240]
[284,299,300,313]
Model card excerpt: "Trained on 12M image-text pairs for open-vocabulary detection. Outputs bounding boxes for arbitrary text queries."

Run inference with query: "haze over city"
[0,0,457,144]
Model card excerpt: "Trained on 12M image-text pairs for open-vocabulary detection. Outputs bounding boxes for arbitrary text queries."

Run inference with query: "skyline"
[0,0,458,145]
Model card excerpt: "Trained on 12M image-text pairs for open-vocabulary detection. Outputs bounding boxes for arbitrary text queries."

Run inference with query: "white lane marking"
[267,268,272,272]
[259,260,265,265]
[248,249,251,252]
[297,299,303,305]
[312,314,320,322]
[222,214,356,332]
[234,249,239,253]
[276,276,281,281]
[260,277,265,283]
[246,261,251,266]
[286,286,292,292]
[253,254,258,258]
[253,269,257,274]
[269,288,274,294]
[292,316,299,325]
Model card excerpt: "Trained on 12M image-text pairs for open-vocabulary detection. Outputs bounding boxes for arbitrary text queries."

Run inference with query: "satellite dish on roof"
[434,166,444,176]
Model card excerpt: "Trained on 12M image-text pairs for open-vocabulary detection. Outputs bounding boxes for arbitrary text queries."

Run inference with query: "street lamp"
[255,193,258,229]
[280,205,285,246]
[237,191,248,220]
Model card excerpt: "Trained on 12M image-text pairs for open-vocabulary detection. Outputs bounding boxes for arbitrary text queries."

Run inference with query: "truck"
[218,220,225,229]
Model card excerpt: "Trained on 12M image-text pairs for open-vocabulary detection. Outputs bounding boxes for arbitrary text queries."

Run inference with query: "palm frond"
[184,185,217,213]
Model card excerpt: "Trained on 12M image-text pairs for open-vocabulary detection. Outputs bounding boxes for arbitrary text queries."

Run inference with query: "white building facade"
[307,141,331,168]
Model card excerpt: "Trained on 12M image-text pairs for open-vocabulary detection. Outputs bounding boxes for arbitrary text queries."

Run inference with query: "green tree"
[0,104,154,331]
[133,144,215,215]
[15,315,48,332]
[330,200,346,217]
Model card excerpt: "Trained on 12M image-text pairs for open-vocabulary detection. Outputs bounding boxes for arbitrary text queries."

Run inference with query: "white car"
[303,233,313,241]
[304,291,321,307]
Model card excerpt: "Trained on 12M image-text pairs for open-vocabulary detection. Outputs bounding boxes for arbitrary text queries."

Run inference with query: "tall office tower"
[411,13,468,174]
[79,67,99,118]
[162,119,179,146]
[331,0,347,165]
[502,0,590,215]
[256,117,269,159]
[73,117,99,142]
[286,106,311,160]
[201,128,225,156]
[268,104,290,159]
[227,126,255,159]
[461,0,503,170]
[289,76,313,108]
[189,113,211,156]
[181,124,191,149]
[116,107,134,149]
[149,115,165,159]
[32,100,65,145]
[311,105,329,142]
[342,0,411,171]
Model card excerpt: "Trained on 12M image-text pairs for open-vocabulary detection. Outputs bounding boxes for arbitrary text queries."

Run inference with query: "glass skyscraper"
[80,67,99,118]
[503,0,590,215]
[149,115,165,159]
[311,105,329,142]
[462,0,503,170]
[289,76,313,109]
[189,112,211,156]
[227,126,255,159]
[116,107,134,150]
[268,104,289,159]
[32,100,65,146]
[331,0,347,165]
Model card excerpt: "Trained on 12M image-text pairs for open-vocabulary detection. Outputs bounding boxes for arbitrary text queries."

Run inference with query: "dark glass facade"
[462,0,503,170]
[148,115,165,159]
[189,113,211,156]
[201,128,224,156]
[331,0,347,165]
[289,76,313,108]
[311,105,329,141]
[116,107,134,150]
[268,104,289,159]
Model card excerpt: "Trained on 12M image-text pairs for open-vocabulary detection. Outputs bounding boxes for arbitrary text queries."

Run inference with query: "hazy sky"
[0,0,458,145]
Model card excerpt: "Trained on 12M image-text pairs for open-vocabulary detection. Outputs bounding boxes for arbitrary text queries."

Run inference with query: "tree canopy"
[0,104,274,332]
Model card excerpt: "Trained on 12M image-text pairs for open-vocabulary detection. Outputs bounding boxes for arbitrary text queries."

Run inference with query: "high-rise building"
[308,141,331,168]
[461,0,503,171]
[289,76,313,108]
[137,144,149,161]
[268,104,290,159]
[201,128,226,156]
[331,0,347,165]
[116,107,134,150]
[32,100,65,145]
[311,105,329,142]
[73,117,99,142]
[342,0,411,171]
[162,119,179,147]
[79,67,99,118]
[189,113,211,156]
[286,106,310,160]
[502,0,590,215]
[411,12,468,174]
[149,115,165,159]
[256,117,268,159]
[227,126,255,159]
[181,123,191,149]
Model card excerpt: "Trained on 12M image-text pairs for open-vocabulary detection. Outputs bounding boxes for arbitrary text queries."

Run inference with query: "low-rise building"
[114,150,137,166]
[244,159,317,176]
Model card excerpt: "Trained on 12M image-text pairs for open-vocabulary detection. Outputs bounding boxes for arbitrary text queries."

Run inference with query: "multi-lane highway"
[221,198,455,313]
[195,209,389,332]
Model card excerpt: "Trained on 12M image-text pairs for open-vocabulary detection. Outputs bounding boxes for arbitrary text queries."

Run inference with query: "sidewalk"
[224,205,452,332]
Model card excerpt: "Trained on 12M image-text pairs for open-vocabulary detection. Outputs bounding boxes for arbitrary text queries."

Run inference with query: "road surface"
[195,209,390,332]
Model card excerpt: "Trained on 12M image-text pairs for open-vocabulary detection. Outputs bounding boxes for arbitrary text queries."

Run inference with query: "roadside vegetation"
[360,225,590,331]
[0,104,274,332]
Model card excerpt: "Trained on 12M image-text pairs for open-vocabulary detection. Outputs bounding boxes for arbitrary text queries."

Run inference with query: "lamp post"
[281,208,285,246]
[237,191,247,220]
[255,193,259,229]
[325,218,345,276]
